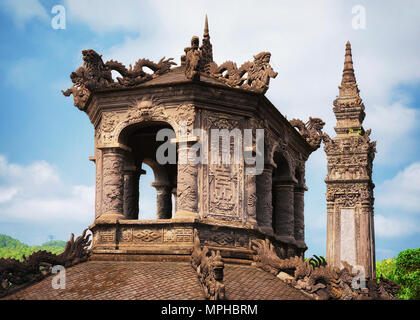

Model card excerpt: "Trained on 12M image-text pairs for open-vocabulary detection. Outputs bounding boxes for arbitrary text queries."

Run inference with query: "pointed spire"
[334,41,365,136]
[341,41,357,86]
[204,14,209,39]
[199,14,213,68]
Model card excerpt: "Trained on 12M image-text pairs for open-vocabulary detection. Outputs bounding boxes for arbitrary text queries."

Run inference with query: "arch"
[119,120,178,220]
[268,141,295,177]
[111,102,180,146]
[118,119,176,146]
[271,143,297,240]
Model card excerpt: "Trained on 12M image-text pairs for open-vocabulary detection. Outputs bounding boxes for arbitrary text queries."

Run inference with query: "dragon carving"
[0,229,91,298]
[205,51,278,94]
[252,239,401,300]
[289,117,326,151]
[63,49,176,110]
[190,229,225,300]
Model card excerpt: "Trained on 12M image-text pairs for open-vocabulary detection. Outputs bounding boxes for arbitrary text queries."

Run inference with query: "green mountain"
[0,234,66,261]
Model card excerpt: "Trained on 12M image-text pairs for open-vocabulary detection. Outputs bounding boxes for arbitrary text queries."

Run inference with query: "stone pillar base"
[173,210,199,219]
[97,211,126,223]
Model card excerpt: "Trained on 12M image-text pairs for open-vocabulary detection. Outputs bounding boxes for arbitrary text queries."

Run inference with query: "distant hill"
[0,234,66,261]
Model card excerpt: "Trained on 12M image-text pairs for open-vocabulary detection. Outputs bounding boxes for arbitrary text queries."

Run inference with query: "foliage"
[376,248,420,300]
[0,234,66,261]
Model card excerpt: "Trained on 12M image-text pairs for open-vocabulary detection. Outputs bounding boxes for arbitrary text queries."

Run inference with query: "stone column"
[256,164,274,234]
[359,204,375,279]
[293,187,305,248]
[99,147,126,221]
[151,182,172,219]
[246,173,257,226]
[326,200,337,267]
[123,168,142,219]
[272,180,295,242]
[174,140,199,219]
[245,150,258,226]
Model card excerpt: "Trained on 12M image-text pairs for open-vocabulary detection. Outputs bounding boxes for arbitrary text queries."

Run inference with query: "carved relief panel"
[200,111,245,221]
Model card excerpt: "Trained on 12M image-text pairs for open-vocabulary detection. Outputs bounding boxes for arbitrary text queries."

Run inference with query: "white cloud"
[0,0,48,26]
[374,214,419,238]
[373,162,420,239]
[376,162,420,212]
[64,0,155,34]
[0,187,18,203]
[0,155,94,224]
[64,1,420,168]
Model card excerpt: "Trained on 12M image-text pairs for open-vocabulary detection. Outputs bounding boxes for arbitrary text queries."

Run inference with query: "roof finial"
[204,14,209,39]
[199,14,213,68]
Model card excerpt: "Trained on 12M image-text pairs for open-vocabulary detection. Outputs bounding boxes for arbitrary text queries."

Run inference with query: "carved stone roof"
[63,16,278,111]
[3,260,310,300]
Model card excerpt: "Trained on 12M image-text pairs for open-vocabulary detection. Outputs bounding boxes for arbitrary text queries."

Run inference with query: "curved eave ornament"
[62,49,176,111]
[289,117,326,151]
[62,16,279,110]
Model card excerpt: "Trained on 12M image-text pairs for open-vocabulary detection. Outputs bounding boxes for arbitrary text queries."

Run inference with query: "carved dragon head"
[82,49,106,70]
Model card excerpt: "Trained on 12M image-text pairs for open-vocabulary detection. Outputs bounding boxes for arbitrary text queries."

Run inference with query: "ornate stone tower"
[62,17,325,264]
[323,42,376,278]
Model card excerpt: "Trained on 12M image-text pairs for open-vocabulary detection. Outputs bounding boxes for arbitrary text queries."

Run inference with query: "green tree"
[394,248,420,300]
[376,248,420,300]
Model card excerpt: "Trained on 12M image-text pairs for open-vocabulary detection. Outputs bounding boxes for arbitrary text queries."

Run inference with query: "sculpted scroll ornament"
[63,49,176,110]
[251,238,400,300]
[205,52,278,94]
[190,230,225,300]
[290,117,326,151]
[0,230,91,298]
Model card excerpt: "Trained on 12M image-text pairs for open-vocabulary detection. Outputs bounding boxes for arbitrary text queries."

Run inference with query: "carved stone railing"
[251,238,400,300]
[0,229,91,298]
[190,230,225,300]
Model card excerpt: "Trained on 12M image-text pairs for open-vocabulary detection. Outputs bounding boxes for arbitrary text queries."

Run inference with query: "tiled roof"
[3,261,310,300]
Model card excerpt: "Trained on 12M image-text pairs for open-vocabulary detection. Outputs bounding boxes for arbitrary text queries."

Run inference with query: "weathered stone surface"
[324,42,376,279]
[61,17,322,266]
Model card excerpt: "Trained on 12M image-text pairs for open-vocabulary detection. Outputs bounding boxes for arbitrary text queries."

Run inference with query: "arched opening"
[271,151,296,240]
[119,121,177,220]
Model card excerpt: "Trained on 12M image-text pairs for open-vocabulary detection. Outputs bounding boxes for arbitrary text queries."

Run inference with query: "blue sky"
[0,0,419,261]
